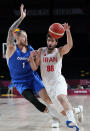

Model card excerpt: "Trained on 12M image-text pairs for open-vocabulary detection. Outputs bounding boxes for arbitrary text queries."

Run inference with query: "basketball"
[49,23,65,39]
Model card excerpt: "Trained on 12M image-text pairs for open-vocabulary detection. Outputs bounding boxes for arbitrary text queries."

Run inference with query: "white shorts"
[43,75,67,96]
[43,75,68,112]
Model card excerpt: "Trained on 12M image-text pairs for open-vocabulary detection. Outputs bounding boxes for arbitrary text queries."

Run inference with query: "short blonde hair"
[16,30,28,43]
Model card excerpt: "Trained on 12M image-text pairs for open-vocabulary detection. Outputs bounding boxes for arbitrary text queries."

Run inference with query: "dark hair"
[46,33,58,42]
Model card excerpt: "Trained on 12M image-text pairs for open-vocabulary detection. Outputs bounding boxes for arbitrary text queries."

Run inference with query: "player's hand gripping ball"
[49,23,65,39]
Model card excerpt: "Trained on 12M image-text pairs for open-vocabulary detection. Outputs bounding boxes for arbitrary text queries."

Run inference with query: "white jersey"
[40,47,63,86]
[40,47,67,112]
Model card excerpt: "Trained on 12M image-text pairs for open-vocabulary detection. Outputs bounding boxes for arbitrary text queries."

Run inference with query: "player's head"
[46,33,58,51]
[14,29,27,46]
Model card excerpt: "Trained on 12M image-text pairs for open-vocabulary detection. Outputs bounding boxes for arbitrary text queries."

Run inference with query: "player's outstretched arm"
[7,4,26,47]
[59,23,73,56]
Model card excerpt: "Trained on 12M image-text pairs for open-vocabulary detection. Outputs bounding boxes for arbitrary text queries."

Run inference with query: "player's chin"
[48,46,54,50]
[20,42,26,46]
[48,47,54,51]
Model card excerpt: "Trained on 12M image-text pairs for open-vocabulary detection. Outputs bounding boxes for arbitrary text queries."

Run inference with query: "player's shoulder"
[55,47,59,52]
[38,47,46,51]
[27,45,34,51]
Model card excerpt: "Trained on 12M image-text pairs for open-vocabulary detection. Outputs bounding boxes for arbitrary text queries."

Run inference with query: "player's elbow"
[68,41,73,50]
[71,41,73,48]
[70,39,73,48]
[70,43,73,49]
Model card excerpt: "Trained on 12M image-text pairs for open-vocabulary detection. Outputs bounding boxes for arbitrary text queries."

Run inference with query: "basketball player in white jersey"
[29,23,83,130]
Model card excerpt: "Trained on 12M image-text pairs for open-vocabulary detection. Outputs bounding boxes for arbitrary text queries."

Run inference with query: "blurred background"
[0,0,90,83]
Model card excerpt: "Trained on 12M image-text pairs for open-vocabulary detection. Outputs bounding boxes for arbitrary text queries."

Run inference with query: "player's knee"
[57,94,66,104]
[22,90,35,103]
[22,90,47,112]
[24,94,36,104]
[43,97,52,104]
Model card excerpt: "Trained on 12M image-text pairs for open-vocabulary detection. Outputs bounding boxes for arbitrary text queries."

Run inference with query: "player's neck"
[47,48,56,54]
[17,45,27,53]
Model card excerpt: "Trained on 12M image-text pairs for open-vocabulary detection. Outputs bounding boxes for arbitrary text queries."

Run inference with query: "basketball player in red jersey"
[29,23,83,130]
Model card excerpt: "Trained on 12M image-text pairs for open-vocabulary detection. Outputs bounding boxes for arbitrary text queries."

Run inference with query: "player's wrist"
[20,16,25,20]
[66,29,70,33]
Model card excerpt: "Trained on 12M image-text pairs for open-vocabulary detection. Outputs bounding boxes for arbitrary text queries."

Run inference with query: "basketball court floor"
[0,95,90,131]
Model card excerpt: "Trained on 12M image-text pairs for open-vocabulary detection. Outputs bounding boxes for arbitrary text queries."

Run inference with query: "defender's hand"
[30,51,38,58]
[20,4,26,19]
[28,51,38,62]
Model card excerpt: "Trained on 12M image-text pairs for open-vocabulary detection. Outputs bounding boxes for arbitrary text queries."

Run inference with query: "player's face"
[47,37,57,50]
[16,32,27,46]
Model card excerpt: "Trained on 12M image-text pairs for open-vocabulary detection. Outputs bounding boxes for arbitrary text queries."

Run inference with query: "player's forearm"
[30,57,38,71]
[7,17,23,45]
[9,17,23,32]
[66,30,73,48]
